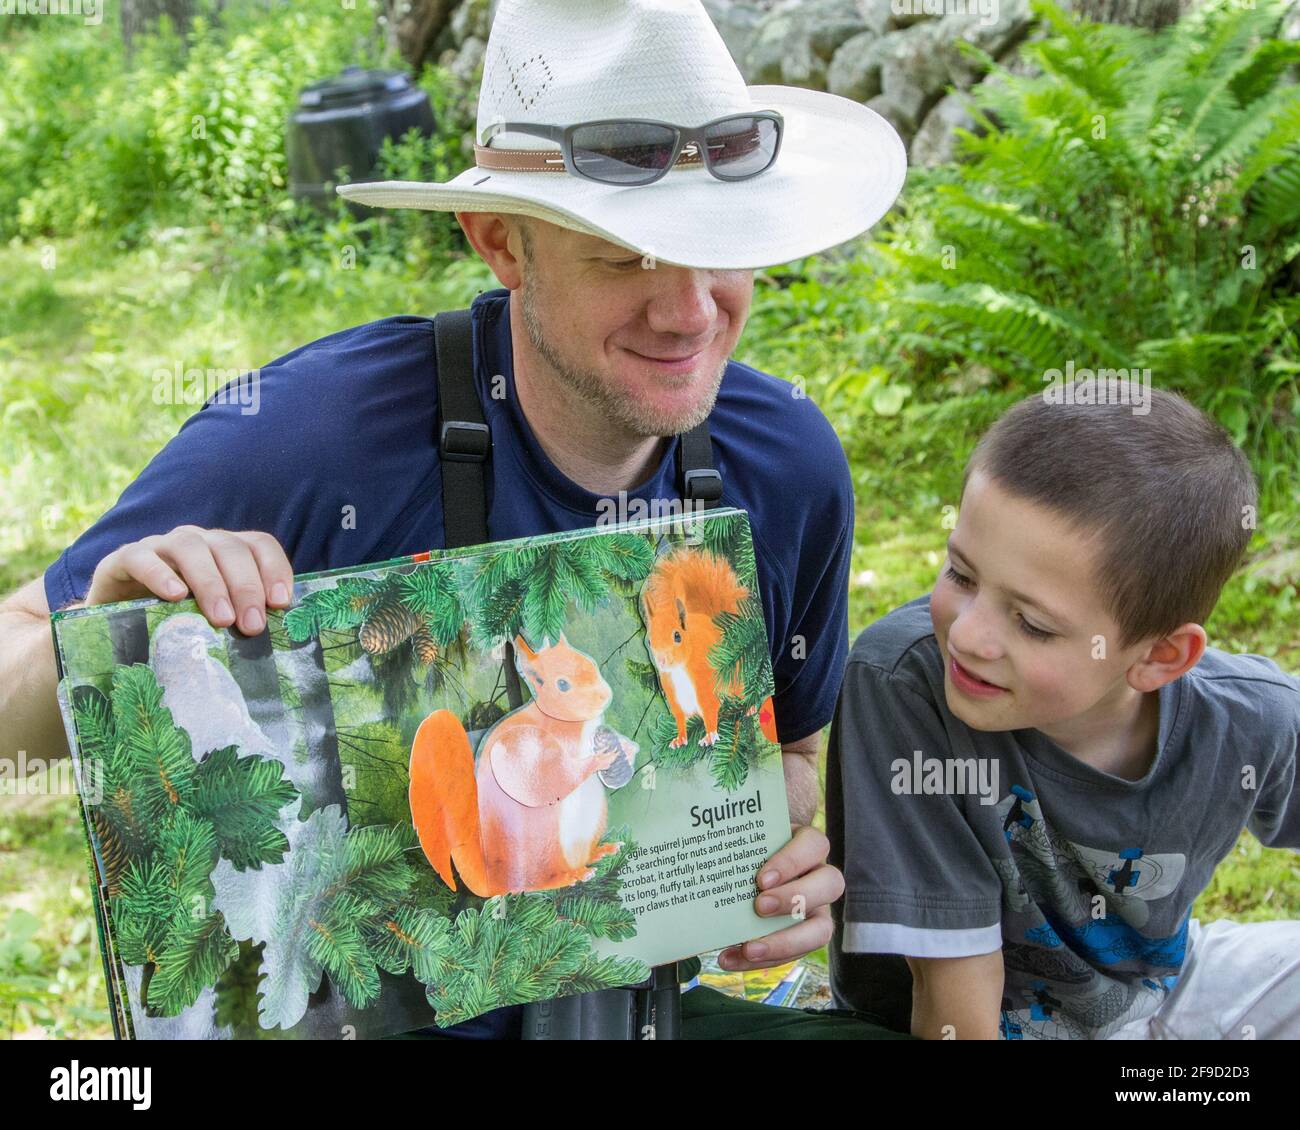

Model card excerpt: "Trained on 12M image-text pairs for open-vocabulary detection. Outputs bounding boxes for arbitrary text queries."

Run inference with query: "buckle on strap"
[440,420,491,463]
[683,468,722,503]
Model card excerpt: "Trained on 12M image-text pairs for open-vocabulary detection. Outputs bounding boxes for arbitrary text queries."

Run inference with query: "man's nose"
[644,267,718,338]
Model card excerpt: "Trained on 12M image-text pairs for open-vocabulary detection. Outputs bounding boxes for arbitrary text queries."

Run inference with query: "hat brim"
[334,86,907,270]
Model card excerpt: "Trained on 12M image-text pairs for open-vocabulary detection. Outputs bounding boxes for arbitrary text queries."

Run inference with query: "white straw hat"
[336,0,908,270]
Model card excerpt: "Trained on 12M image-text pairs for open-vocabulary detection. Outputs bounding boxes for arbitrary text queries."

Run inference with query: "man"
[0,0,907,1038]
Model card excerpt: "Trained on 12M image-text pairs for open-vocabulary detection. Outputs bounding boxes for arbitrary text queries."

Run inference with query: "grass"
[1,224,1296,1037]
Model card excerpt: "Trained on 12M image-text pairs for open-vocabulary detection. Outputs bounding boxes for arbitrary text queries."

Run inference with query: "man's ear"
[1128,622,1207,691]
[456,211,526,290]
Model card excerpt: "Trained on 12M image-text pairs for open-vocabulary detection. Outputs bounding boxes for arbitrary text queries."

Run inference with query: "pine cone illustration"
[358,601,420,655]
[410,621,438,665]
[594,725,637,789]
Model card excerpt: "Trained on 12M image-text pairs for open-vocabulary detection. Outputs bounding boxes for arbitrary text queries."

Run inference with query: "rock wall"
[436,0,1296,169]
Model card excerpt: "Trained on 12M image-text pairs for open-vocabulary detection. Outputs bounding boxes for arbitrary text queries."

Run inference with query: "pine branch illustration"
[190,745,297,871]
[112,664,198,824]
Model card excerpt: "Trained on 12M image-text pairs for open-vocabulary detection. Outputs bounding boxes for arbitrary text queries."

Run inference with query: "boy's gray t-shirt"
[827,593,1300,1040]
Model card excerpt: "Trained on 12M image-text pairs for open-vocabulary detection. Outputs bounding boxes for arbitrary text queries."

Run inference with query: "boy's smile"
[929,467,1203,777]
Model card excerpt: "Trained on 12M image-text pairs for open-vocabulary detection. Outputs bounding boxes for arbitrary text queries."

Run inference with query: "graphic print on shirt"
[991,785,1190,1039]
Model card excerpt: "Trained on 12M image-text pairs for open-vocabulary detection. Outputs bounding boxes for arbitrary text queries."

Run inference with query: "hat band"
[473,142,706,173]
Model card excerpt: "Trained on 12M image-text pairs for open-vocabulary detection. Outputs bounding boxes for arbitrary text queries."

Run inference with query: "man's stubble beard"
[518,259,726,440]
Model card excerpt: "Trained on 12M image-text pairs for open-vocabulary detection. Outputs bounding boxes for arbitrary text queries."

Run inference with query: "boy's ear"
[514,634,537,661]
[558,630,569,647]
[1131,623,1207,689]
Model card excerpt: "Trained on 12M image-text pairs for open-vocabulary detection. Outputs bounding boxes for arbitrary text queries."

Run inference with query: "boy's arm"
[1247,697,1300,851]
[826,648,1005,1013]
[907,951,1004,1040]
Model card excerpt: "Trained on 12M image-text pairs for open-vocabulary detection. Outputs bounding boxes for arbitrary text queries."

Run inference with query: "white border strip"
[843,920,1002,958]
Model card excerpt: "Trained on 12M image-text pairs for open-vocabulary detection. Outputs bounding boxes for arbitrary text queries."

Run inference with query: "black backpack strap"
[433,302,709,1039]
[434,308,491,549]
[678,419,723,507]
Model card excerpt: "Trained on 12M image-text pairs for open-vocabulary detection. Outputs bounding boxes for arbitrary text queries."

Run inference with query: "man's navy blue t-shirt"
[45,286,855,1039]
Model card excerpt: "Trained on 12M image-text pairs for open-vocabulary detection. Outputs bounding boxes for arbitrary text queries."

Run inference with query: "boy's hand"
[717,825,842,971]
[84,526,294,635]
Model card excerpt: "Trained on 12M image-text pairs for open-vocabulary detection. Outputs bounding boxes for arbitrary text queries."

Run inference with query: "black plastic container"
[287,66,436,210]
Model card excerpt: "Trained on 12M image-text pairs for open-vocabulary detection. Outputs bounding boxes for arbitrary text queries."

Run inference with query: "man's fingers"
[152,528,235,628]
[207,532,271,635]
[104,545,187,603]
[718,905,834,972]
[756,824,831,891]
[239,530,294,608]
[85,527,292,632]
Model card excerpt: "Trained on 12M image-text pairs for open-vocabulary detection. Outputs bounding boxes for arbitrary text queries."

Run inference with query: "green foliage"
[698,512,760,593]
[287,565,468,654]
[825,0,1300,511]
[711,604,777,706]
[0,910,57,1023]
[68,666,297,1017]
[646,694,776,791]
[423,895,648,1028]
[470,534,657,647]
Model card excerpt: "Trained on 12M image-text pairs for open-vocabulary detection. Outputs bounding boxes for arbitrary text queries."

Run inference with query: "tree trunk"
[1064,0,1195,29]
[286,635,349,818]
[383,0,459,71]
[120,0,196,63]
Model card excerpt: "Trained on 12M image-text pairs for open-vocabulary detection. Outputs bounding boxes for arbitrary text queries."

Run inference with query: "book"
[50,507,793,1039]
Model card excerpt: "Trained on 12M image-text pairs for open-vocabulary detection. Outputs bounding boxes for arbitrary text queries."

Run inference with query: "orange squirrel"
[640,546,779,749]
[408,632,636,897]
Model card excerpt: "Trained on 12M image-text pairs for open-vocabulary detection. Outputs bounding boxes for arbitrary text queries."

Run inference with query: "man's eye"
[611,257,642,269]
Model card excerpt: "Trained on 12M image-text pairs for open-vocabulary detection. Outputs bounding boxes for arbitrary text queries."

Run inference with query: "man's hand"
[716,824,843,971]
[85,525,294,634]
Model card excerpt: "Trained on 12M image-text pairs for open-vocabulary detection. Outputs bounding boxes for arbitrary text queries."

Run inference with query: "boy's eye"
[947,564,1054,641]
[1017,617,1053,641]
[944,564,973,589]
[557,678,570,691]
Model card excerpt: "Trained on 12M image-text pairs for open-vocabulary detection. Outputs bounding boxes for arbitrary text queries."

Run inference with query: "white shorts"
[1107,916,1300,1040]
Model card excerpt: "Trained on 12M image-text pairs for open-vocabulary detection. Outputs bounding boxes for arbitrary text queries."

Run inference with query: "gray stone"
[808,0,873,59]
[910,90,979,166]
[941,0,1034,89]
[744,0,868,88]
[1283,0,1300,42]
[702,0,767,68]
[865,92,915,142]
[446,35,487,86]
[880,18,952,128]
[853,0,895,37]
[887,0,941,28]
[828,30,887,102]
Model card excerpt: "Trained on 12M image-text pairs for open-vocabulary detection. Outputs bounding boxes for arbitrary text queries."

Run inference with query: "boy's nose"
[948,608,1004,664]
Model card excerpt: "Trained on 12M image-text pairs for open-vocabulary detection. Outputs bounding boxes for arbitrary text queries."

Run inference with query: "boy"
[827,378,1300,1039]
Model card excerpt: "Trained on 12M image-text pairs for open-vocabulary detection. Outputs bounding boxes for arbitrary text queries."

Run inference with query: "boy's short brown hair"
[961,378,1258,650]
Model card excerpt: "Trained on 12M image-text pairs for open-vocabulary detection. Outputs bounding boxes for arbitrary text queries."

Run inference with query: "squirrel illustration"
[408,632,636,897]
[641,547,779,748]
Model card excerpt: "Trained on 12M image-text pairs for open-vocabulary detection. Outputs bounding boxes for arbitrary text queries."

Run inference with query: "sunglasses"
[476,111,784,186]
